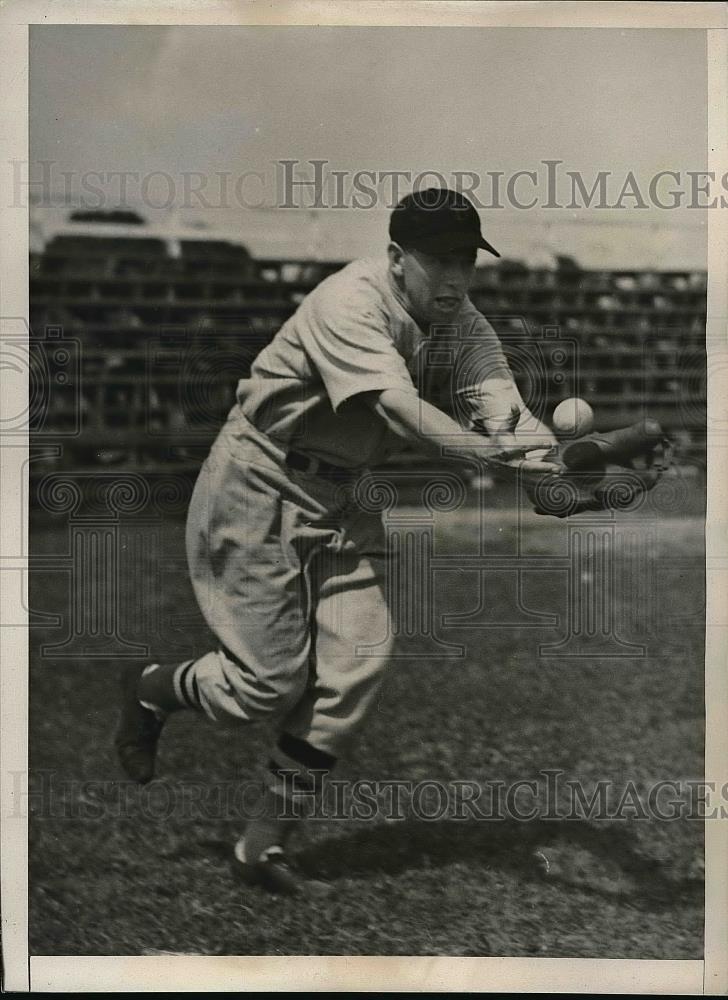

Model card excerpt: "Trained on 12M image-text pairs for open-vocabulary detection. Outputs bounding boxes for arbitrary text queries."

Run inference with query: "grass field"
[29,500,705,958]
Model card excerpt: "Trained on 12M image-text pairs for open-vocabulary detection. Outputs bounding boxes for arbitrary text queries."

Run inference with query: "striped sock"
[138,660,201,714]
[239,734,336,863]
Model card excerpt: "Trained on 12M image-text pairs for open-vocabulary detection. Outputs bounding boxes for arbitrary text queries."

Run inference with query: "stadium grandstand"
[28,205,706,478]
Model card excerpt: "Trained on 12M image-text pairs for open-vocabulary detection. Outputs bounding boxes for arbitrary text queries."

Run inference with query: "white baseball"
[552,397,594,436]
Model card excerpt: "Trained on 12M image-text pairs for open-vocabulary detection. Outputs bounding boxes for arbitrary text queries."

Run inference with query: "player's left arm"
[451,305,556,452]
[470,378,556,452]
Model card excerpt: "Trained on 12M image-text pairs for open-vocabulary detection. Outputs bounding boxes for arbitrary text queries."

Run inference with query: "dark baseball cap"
[389,188,500,258]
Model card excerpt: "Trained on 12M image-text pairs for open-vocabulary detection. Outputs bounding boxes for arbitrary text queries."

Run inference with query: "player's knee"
[244,669,308,721]
[215,645,308,721]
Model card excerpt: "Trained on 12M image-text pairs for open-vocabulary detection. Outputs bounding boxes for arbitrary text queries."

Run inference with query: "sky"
[29,25,709,267]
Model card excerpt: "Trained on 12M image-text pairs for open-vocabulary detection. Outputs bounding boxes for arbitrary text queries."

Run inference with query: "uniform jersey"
[235,256,522,468]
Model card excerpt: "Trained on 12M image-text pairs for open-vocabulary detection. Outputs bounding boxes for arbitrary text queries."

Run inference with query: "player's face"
[390,245,477,325]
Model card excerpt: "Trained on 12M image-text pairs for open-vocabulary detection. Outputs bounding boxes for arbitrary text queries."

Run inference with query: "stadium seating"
[28,234,706,474]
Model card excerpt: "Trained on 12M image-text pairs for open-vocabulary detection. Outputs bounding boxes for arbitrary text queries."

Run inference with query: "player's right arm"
[362,387,560,485]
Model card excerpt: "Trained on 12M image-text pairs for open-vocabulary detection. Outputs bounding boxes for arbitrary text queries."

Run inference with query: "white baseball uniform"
[183,256,524,757]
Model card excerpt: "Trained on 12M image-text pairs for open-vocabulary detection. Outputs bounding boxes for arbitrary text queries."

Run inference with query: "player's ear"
[388,241,406,278]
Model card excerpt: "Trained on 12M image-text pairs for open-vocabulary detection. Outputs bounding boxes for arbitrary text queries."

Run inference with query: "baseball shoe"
[231,844,332,898]
[114,664,166,784]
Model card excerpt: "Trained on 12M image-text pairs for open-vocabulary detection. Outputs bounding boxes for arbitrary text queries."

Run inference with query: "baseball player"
[115,188,561,896]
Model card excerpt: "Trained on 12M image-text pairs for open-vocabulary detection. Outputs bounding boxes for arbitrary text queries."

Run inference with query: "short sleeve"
[297,274,418,411]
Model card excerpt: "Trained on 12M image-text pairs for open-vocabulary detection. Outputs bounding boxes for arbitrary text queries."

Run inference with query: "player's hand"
[496,457,564,492]
[484,406,563,484]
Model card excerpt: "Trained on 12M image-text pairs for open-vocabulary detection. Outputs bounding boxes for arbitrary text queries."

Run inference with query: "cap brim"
[407,232,500,258]
[478,237,501,259]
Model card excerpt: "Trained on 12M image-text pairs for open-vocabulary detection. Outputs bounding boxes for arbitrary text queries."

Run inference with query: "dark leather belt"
[285,449,354,478]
